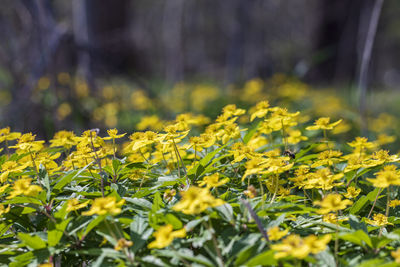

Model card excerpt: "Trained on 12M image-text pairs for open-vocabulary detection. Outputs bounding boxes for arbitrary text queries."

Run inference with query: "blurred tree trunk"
[225,0,256,84]
[163,0,185,83]
[5,0,68,137]
[310,0,364,84]
[74,0,139,88]
[72,0,94,91]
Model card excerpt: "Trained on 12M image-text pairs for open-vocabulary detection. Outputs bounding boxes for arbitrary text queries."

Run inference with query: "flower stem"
[335,212,339,267]
[367,188,382,219]
[204,221,225,267]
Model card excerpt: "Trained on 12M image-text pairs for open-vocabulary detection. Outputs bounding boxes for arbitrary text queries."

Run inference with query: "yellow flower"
[148,224,186,249]
[163,189,176,202]
[7,178,42,199]
[0,184,9,194]
[0,204,10,216]
[332,121,351,134]
[159,124,189,144]
[221,104,246,119]
[367,165,400,188]
[314,194,353,214]
[219,123,242,144]
[303,234,331,254]
[0,127,21,143]
[172,186,225,215]
[66,198,90,212]
[0,161,29,183]
[136,115,164,131]
[271,234,311,259]
[365,214,392,226]
[10,133,45,154]
[271,234,331,259]
[114,238,133,251]
[306,117,342,131]
[82,196,125,216]
[126,131,159,152]
[323,213,338,224]
[311,150,343,168]
[391,248,400,264]
[347,137,374,150]
[250,101,270,121]
[103,129,126,140]
[267,226,289,241]
[50,131,77,149]
[343,186,361,199]
[375,134,396,147]
[287,129,308,144]
[198,173,229,188]
[38,263,53,267]
[389,199,400,208]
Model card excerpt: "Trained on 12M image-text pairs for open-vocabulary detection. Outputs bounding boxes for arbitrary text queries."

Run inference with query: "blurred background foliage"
[1,0,400,140]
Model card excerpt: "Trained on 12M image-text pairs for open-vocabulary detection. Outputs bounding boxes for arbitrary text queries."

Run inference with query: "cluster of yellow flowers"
[2,94,400,265]
[271,234,331,259]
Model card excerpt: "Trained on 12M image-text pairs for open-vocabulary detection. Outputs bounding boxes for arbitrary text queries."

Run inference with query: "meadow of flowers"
[1,76,400,266]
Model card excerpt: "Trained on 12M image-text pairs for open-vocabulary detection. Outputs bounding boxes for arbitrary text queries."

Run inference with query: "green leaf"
[267,214,286,228]
[54,163,92,191]
[125,197,152,210]
[164,214,183,229]
[315,250,336,267]
[156,249,215,267]
[84,215,105,235]
[215,203,234,223]
[4,197,42,205]
[295,143,320,161]
[356,259,391,267]
[187,143,229,180]
[130,216,153,253]
[0,223,11,236]
[141,255,168,266]
[371,236,394,249]
[339,230,372,248]
[48,217,72,247]
[112,159,122,173]
[350,188,381,215]
[20,207,37,214]
[244,250,277,266]
[54,201,68,220]
[243,122,260,144]
[17,233,47,250]
[185,217,208,232]
[234,244,258,266]
[350,196,369,215]
[39,166,51,202]
[152,191,164,212]
[348,214,368,233]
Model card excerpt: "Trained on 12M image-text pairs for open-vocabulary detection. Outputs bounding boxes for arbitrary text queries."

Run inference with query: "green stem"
[335,212,339,267]
[204,221,225,267]
[367,188,382,219]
